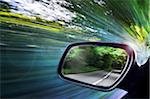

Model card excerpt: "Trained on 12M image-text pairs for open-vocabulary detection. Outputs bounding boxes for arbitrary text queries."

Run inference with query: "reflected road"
[65,70,120,87]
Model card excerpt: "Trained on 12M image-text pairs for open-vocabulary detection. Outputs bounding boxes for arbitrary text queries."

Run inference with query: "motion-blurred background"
[0,0,149,98]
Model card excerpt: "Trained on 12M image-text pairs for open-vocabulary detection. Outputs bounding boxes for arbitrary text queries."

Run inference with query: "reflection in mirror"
[62,45,128,87]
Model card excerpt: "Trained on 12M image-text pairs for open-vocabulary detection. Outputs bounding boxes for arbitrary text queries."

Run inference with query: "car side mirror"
[58,42,135,91]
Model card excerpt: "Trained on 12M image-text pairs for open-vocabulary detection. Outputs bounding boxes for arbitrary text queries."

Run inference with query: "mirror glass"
[62,45,128,87]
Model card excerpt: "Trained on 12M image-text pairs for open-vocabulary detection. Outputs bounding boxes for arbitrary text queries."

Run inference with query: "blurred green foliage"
[65,0,149,43]
[63,46,127,74]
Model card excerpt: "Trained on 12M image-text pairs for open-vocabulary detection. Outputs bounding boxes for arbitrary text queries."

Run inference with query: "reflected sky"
[0,0,149,98]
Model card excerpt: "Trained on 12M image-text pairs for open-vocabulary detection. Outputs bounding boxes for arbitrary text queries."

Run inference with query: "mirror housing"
[58,42,135,91]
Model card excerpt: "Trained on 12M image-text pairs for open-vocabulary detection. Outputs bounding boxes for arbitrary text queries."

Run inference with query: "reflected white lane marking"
[92,71,112,85]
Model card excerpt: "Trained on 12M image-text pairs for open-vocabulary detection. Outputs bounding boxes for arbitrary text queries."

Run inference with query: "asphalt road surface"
[65,70,120,87]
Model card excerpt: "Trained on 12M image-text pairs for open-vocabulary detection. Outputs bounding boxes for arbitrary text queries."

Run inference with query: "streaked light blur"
[0,0,149,98]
